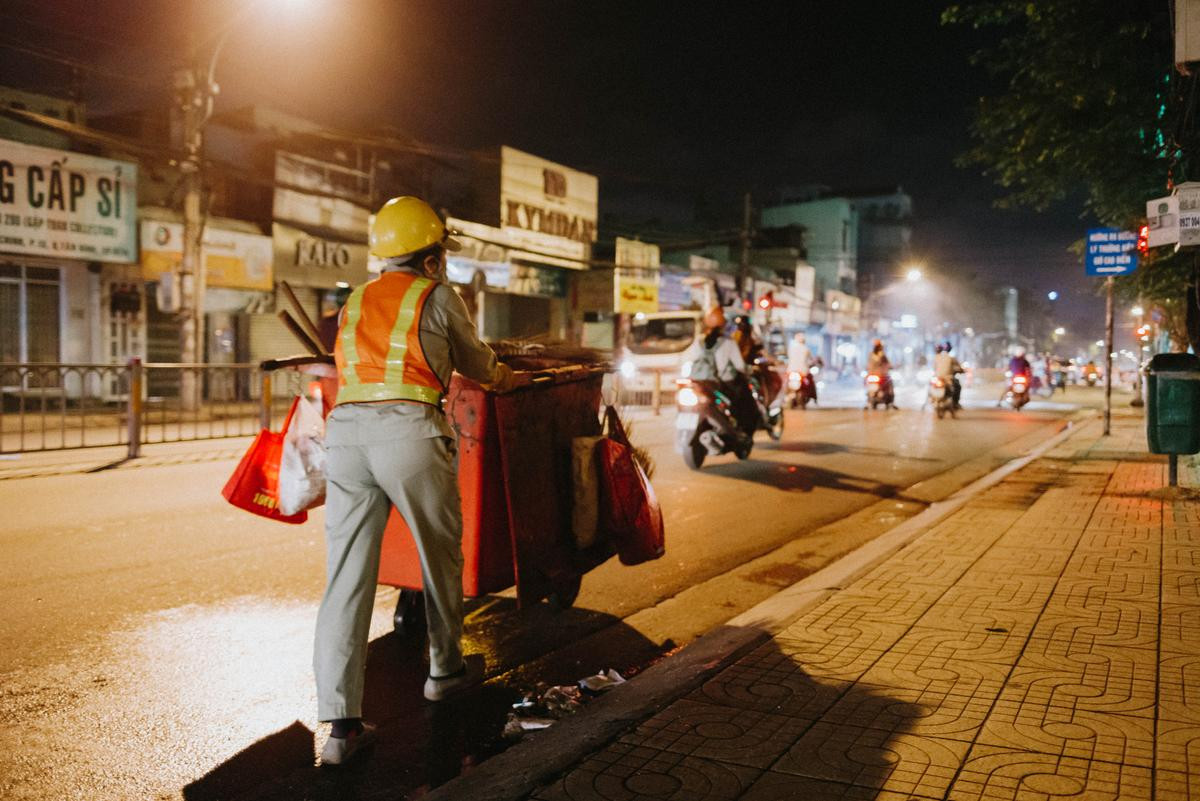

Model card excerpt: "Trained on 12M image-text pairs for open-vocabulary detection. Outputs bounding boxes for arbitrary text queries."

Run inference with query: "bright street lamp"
[905,267,923,282]
[1131,305,1145,317]
[1047,291,1059,301]
[1054,327,1066,336]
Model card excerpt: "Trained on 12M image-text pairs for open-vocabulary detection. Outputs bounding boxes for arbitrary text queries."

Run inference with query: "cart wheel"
[394,589,426,634]
[548,576,583,611]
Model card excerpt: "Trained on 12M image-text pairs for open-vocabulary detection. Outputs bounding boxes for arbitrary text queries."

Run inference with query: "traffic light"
[1137,223,1150,255]
[758,291,774,310]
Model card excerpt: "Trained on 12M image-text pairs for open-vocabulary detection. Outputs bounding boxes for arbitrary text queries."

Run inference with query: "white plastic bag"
[277,395,326,516]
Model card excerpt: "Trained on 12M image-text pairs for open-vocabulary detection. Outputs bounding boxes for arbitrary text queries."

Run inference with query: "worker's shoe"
[424,654,485,702]
[320,722,377,766]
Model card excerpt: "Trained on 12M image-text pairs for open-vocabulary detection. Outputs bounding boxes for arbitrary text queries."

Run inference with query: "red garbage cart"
[380,362,614,629]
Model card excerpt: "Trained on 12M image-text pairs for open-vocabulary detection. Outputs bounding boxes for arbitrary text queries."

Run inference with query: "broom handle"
[280,281,328,355]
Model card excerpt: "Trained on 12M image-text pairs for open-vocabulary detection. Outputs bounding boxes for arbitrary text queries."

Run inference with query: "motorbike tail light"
[1014,376,1027,387]
[931,378,944,388]
[677,386,700,407]
[867,374,881,384]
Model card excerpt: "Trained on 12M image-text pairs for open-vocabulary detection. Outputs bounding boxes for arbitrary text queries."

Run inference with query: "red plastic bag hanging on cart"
[595,405,664,565]
[221,397,308,524]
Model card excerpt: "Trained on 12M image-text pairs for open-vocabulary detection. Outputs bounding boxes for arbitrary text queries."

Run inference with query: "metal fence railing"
[1,361,306,456]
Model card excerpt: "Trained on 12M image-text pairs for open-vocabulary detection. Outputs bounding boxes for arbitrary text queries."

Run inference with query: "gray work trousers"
[314,403,464,721]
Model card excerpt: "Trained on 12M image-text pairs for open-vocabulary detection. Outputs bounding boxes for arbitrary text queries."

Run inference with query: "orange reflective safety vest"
[334,272,445,406]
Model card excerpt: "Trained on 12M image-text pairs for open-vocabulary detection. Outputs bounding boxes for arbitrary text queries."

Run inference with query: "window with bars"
[0,262,62,365]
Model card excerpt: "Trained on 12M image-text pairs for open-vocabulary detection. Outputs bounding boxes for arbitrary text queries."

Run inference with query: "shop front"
[0,137,138,397]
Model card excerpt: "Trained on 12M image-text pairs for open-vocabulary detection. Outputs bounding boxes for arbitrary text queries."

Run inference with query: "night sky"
[1,0,1120,349]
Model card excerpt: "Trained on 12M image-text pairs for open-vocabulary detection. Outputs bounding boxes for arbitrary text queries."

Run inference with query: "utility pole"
[176,22,206,411]
[737,192,752,295]
[1103,276,1114,435]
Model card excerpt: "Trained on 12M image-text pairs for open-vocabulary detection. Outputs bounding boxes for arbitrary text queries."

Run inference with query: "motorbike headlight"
[619,360,637,379]
[680,361,692,378]
[811,366,820,375]
[677,386,700,407]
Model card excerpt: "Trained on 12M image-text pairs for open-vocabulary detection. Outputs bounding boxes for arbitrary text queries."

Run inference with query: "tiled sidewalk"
[529,414,1199,800]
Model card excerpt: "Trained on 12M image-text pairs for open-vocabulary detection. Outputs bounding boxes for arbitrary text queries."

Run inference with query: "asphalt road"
[0,380,1085,800]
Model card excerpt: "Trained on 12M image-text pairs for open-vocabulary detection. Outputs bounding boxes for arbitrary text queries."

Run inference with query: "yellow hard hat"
[369,196,462,259]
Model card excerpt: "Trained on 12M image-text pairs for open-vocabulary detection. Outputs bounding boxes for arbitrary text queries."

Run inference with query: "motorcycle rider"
[997,347,1033,406]
[685,307,755,451]
[866,339,896,409]
[787,332,818,405]
[933,341,964,409]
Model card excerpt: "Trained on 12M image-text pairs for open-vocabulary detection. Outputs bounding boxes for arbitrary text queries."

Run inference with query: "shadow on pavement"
[521,629,918,800]
[184,604,668,801]
[705,459,922,500]
[772,440,942,462]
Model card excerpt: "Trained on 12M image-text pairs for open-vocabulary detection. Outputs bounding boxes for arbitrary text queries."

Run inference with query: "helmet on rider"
[942,340,953,353]
[934,343,945,354]
[872,338,884,353]
[703,306,726,331]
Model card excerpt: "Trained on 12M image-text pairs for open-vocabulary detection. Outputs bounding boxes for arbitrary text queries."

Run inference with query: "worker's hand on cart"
[481,363,517,393]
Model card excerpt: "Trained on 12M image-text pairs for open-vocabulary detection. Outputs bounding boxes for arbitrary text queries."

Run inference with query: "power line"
[0,37,159,89]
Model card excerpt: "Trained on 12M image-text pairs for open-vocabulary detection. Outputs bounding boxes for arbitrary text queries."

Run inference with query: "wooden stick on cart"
[277,310,326,357]
[279,280,328,355]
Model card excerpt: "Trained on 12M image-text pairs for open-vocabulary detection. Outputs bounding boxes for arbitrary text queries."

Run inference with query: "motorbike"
[1005,371,1031,410]
[675,361,785,470]
[788,366,819,409]
[928,376,956,419]
[1085,372,1100,387]
[865,371,895,410]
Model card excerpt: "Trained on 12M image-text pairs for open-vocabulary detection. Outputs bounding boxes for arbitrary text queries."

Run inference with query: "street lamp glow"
[1131,305,1144,317]
[905,267,923,282]
[1047,291,1059,301]
[1054,327,1066,336]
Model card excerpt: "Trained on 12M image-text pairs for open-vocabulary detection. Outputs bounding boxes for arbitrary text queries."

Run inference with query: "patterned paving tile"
[1028,600,1158,651]
[882,624,1028,667]
[915,579,1053,639]
[998,646,1157,719]
[1165,543,1200,571]
[862,553,974,588]
[994,524,1083,552]
[1159,652,1200,724]
[617,698,809,769]
[772,722,967,799]
[1074,527,1160,551]
[772,620,907,683]
[1164,569,1200,604]
[1160,603,1200,650]
[529,742,759,801]
[978,701,1154,767]
[687,646,850,718]
[948,746,1152,800]
[739,770,943,800]
[1157,770,1200,801]
[1158,719,1200,778]
[859,645,1010,701]
[1045,572,1159,608]
[1065,544,1159,577]
[821,682,993,742]
[973,546,1071,578]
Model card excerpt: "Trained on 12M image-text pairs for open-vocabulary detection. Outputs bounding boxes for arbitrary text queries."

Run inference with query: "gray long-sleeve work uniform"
[314,267,505,721]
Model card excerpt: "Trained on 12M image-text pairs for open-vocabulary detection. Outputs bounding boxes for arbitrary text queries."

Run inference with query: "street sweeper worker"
[315,195,513,765]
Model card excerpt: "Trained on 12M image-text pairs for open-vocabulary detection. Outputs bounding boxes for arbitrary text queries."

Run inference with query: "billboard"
[0,138,137,263]
[500,146,597,261]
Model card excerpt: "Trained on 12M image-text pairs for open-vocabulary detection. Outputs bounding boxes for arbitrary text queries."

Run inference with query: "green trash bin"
[1145,353,1200,486]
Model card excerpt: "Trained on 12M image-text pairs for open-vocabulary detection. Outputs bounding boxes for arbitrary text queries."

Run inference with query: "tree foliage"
[944,0,1199,350]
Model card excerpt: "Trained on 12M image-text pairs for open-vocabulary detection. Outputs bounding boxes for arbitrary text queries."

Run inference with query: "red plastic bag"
[221,398,308,524]
[595,406,664,565]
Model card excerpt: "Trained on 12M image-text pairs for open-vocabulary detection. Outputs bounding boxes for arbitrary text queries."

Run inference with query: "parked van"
[617,311,703,398]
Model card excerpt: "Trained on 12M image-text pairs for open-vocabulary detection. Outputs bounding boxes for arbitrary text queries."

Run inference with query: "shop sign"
[657,270,691,311]
[0,138,137,263]
[500,146,597,261]
[446,258,510,289]
[509,264,565,297]
[273,151,370,236]
[140,220,272,291]
[615,237,660,268]
[272,222,368,287]
[615,267,659,314]
[688,254,720,273]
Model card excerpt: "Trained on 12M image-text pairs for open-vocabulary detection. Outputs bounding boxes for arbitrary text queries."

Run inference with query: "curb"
[420,412,1097,801]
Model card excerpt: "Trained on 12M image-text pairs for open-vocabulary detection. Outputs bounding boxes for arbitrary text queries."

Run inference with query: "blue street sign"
[1085,228,1139,276]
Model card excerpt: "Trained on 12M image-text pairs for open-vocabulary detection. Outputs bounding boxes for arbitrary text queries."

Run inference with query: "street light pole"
[1103,276,1114,435]
[177,49,205,411]
[1131,302,1146,407]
